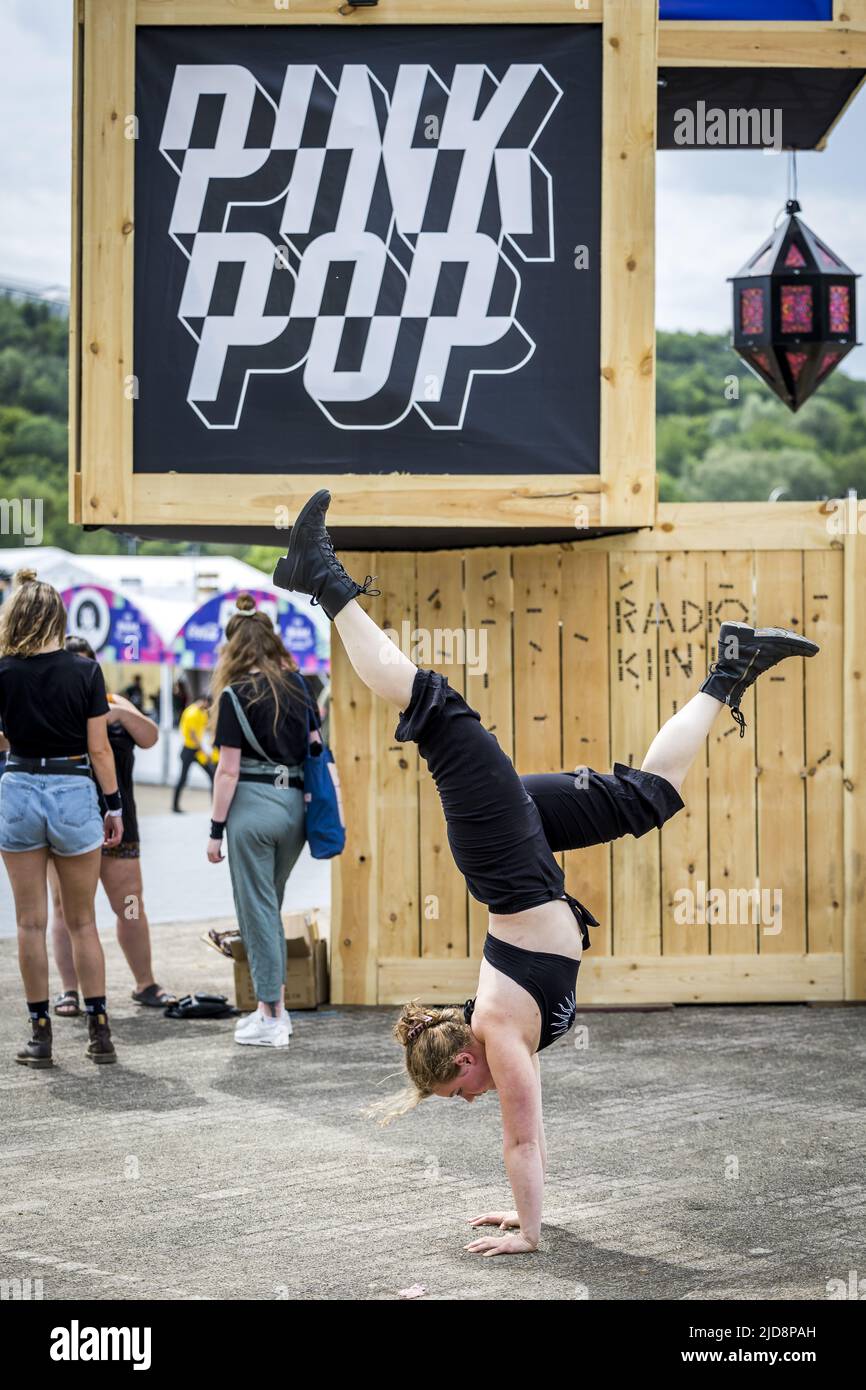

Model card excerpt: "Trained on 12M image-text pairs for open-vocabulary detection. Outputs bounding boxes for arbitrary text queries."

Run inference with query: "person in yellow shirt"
[172,696,214,813]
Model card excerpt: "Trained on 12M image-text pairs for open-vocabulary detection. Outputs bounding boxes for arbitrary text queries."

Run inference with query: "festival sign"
[62,585,167,664]
[133,24,601,479]
[171,589,325,672]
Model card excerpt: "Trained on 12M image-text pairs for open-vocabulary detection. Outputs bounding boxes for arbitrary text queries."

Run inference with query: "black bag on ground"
[163,993,236,1020]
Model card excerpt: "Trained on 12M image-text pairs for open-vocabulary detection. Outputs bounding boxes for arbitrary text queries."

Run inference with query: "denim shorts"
[0,772,105,856]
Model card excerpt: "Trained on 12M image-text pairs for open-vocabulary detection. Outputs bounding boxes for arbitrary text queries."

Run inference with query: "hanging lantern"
[729,160,859,412]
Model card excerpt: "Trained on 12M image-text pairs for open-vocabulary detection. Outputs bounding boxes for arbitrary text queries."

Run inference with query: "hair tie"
[406,1015,433,1043]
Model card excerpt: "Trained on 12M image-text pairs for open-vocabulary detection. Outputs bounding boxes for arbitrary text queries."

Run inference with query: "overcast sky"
[1,0,864,377]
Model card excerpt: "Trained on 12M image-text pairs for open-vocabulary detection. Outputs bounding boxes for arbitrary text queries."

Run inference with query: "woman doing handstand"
[275,490,819,1258]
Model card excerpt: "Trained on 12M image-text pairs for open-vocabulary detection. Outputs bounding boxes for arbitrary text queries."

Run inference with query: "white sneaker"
[234,1009,293,1038]
[233,1014,291,1048]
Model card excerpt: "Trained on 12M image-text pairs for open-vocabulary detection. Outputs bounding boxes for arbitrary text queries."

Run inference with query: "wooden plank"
[599,0,657,529]
[135,0,604,23]
[561,548,611,954]
[843,530,866,999]
[329,553,377,1005]
[130,474,602,532]
[609,552,660,955]
[706,552,757,956]
[755,553,807,956]
[837,0,866,24]
[658,23,866,67]
[657,551,709,956]
[839,0,866,25]
[463,548,514,960]
[370,553,419,960]
[579,502,839,552]
[378,953,844,1006]
[68,0,84,522]
[416,552,468,959]
[804,550,844,955]
[513,550,562,775]
[80,0,136,527]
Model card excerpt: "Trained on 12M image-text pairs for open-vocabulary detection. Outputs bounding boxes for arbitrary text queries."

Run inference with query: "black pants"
[173,746,215,810]
[395,670,683,924]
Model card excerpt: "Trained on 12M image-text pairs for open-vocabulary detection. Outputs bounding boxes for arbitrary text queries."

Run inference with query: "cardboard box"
[229,910,329,1012]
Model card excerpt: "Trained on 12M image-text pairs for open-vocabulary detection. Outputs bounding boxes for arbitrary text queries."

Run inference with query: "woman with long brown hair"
[206,593,319,1048]
[0,570,123,1068]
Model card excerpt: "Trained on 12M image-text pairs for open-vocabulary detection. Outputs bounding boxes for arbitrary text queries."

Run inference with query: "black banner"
[133,25,601,477]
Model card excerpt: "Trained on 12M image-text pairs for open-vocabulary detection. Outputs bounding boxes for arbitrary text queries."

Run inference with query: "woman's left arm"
[207,745,240,863]
[107,693,159,749]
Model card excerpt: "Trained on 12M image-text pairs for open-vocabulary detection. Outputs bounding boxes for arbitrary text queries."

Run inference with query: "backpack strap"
[223,685,276,766]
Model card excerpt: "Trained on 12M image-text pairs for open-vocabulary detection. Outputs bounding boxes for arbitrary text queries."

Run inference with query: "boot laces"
[310,531,381,606]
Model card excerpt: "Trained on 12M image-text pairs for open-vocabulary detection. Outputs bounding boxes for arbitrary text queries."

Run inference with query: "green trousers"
[226,782,306,1003]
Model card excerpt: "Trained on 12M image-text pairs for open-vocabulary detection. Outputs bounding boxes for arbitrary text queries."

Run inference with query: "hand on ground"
[464,1231,538,1257]
[467,1211,520,1231]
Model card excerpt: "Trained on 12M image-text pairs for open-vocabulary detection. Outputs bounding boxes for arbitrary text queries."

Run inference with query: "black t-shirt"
[215,672,315,766]
[0,650,110,757]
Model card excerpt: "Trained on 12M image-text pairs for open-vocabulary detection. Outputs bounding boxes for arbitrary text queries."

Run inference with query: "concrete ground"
[0,919,864,1301]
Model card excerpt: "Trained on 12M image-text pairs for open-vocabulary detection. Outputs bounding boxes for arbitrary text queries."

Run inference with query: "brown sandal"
[54,990,81,1018]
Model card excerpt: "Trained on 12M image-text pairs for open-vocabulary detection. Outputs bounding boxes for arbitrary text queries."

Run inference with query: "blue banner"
[661,1,831,17]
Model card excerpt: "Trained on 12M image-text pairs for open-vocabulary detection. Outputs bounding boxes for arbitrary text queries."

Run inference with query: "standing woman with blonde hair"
[206,593,318,1048]
[0,570,123,1067]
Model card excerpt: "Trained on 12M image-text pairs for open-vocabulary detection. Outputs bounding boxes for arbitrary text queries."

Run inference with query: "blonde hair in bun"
[364,1000,474,1125]
[14,567,38,586]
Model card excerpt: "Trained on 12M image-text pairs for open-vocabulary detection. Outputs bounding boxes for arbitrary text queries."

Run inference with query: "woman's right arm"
[87,714,123,848]
[465,1032,543,1256]
[207,745,240,863]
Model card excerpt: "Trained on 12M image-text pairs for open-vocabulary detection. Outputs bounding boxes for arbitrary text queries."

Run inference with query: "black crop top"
[464,892,596,1052]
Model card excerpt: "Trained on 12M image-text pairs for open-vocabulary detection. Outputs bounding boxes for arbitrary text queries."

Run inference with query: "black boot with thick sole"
[273,489,379,620]
[701,621,819,736]
[86,1012,117,1065]
[16,1016,54,1069]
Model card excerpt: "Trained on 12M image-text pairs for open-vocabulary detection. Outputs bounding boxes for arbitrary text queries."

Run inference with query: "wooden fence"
[330,503,866,1006]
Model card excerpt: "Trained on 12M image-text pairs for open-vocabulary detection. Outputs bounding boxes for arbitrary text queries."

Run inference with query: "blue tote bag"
[302,695,346,860]
[224,681,345,860]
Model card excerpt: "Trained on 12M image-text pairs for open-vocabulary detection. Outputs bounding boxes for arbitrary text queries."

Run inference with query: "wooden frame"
[71,0,866,535]
[71,0,657,533]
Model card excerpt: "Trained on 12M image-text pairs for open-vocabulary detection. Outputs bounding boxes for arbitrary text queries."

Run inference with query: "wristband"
[107,809,123,818]
[210,820,226,840]
[104,790,122,812]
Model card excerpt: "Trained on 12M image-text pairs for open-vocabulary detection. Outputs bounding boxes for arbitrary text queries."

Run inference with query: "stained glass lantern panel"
[829,284,851,334]
[786,351,809,380]
[784,244,807,269]
[817,349,842,380]
[780,285,813,334]
[815,241,842,270]
[740,287,764,335]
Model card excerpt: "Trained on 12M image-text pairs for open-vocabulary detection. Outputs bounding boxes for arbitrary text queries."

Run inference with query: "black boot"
[273,490,379,620]
[701,621,819,736]
[16,1016,53,1069]
[86,1011,117,1065]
